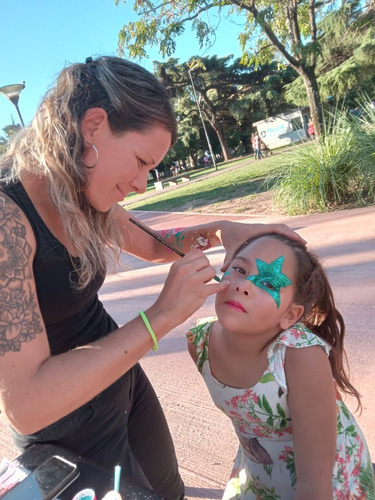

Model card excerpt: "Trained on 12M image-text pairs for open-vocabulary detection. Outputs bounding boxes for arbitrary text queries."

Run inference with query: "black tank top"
[0,180,118,355]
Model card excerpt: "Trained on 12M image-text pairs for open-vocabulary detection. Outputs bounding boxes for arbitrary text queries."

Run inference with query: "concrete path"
[1,206,374,499]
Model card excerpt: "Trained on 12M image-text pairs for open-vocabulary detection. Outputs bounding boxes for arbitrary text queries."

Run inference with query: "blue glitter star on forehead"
[247,256,292,308]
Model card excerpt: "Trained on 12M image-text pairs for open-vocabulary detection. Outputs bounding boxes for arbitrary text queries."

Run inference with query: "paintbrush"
[129,217,221,282]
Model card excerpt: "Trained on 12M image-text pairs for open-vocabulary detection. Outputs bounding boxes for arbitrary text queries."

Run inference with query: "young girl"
[187,233,375,499]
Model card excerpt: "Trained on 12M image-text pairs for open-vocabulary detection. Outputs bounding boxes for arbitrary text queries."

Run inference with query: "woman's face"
[84,123,171,212]
[215,237,301,337]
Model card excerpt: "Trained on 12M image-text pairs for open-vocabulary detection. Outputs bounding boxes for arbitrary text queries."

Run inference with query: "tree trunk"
[189,155,197,168]
[208,118,232,161]
[299,66,323,138]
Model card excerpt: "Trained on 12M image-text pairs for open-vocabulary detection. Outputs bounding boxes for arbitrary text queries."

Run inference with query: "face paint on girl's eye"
[246,256,292,308]
[221,270,231,281]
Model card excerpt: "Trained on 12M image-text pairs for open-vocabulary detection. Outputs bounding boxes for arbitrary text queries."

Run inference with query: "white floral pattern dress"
[187,319,375,499]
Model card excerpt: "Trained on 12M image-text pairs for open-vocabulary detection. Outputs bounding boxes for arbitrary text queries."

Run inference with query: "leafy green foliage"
[0,136,7,155]
[116,0,341,138]
[117,0,324,69]
[269,101,375,214]
[117,0,223,59]
[117,0,373,141]
[0,124,22,155]
[285,1,375,105]
[154,55,297,162]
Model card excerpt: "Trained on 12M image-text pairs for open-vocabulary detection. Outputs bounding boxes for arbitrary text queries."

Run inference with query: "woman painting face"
[81,110,171,212]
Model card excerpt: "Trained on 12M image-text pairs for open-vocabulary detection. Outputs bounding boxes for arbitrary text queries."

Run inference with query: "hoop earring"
[82,139,99,169]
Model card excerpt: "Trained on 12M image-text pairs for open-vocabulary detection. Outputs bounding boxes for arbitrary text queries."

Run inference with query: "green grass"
[123,152,292,213]
[124,155,262,203]
[123,107,375,216]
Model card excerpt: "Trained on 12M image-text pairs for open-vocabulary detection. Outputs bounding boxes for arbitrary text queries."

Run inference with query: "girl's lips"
[225,301,246,313]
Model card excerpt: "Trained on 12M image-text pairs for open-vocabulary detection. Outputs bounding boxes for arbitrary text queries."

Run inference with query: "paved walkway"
[1,206,374,499]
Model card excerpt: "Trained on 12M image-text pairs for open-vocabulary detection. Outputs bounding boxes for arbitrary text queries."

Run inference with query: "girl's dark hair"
[235,233,361,409]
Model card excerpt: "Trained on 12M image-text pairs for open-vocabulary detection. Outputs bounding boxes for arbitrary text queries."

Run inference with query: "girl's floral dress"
[187,319,375,499]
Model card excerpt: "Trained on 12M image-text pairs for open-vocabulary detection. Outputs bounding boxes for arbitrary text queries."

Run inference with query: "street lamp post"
[0,82,26,127]
[187,68,217,171]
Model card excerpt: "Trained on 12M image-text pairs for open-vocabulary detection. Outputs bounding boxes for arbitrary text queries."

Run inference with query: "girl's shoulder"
[186,316,217,339]
[267,323,331,392]
[186,317,216,373]
[273,323,331,352]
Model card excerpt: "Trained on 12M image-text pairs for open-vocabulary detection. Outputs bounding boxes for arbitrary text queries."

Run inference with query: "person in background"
[260,138,270,157]
[149,167,161,182]
[251,132,262,160]
[187,233,374,499]
[0,56,303,500]
[307,118,315,140]
[203,154,211,167]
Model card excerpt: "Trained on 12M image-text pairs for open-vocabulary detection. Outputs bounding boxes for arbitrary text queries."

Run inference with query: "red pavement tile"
[1,206,374,500]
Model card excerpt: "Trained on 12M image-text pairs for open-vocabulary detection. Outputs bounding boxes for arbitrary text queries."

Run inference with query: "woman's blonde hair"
[0,56,177,289]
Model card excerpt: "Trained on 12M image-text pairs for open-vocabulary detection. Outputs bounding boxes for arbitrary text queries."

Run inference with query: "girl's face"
[84,123,171,212]
[215,237,303,337]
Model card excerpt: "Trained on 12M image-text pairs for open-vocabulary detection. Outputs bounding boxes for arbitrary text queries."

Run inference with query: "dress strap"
[186,317,216,373]
[267,323,331,392]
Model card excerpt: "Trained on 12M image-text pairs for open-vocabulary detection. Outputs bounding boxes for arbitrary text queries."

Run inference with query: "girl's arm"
[115,206,306,264]
[285,345,337,500]
[0,195,227,434]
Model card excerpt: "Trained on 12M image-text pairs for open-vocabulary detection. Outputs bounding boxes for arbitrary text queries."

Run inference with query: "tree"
[173,95,213,167]
[116,0,358,138]
[156,55,246,160]
[229,64,298,149]
[153,55,295,160]
[0,123,21,155]
[284,0,375,106]
[0,136,7,155]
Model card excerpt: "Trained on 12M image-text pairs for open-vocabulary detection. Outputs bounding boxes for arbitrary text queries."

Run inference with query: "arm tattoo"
[159,228,185,251]
[0,198,44,355]
[159,228,213,252]
[192,232,211,251]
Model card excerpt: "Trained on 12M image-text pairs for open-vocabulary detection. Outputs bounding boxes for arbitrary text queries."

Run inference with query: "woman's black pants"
[12,363,185,500]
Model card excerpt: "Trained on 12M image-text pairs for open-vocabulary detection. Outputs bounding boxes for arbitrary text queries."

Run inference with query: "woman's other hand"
[219,221,306,271]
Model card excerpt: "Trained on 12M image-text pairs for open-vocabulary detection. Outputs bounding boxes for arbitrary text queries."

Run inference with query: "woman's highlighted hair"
[1,56,177,290]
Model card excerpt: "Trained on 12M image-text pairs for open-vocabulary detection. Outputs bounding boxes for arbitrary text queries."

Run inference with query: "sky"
[0,0,248,133]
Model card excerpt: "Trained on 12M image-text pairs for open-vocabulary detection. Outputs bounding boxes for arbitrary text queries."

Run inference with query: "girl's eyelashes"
[232,264,277,291]
[232,265,247,275]
[260,280,276,291]
[137,157,148,167]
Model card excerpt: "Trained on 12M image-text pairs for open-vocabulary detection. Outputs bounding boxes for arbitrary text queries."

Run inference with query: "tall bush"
[269,102,375,215]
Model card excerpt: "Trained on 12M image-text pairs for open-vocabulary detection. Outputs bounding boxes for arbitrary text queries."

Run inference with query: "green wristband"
[139,311,159,351]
